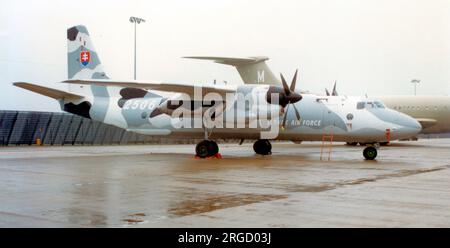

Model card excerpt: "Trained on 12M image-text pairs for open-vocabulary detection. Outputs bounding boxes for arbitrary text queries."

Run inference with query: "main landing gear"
[195,140,220,158]
[195,122,221,159]
[253,139,272,155]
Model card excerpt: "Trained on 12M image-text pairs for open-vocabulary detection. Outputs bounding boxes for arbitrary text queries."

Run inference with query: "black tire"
[195,140,219,158]
[363,146,378,160]
[253,139,272,155]
[196,140,210,158]
[207,140,219,156]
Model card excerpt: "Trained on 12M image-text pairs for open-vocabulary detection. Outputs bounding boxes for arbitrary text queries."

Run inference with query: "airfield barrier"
[0,110,205,146]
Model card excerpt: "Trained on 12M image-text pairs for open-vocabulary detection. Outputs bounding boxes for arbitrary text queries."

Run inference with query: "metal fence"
[1,110,447,146]
[0,110,196,146]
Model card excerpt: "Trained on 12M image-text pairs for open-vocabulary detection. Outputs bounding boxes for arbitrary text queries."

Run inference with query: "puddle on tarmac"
[340,166,447,186]
[122,213,147,224]
[285,185,336,193]
[130,213,146,217]
[168,193,287,217]
[287,166,448,193]
[122,218,144,223]
[167,167,448,218]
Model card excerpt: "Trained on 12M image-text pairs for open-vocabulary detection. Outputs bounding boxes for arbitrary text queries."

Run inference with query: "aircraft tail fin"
[67,25,109,80]
[184,56,280,85]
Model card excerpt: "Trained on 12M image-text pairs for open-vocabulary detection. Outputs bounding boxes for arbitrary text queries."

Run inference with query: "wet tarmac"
[1,139,450,227]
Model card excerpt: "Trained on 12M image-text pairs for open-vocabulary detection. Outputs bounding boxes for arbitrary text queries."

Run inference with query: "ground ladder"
[320,127,334,161]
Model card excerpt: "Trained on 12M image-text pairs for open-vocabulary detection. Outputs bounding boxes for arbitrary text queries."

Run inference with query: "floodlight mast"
[129,16,146,80]
[411,79,421,96]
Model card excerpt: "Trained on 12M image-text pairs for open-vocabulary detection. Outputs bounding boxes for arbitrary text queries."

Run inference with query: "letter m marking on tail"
[257,70,265,83]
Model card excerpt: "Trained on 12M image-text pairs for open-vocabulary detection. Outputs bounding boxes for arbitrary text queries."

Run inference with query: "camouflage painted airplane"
[13,25,421,160]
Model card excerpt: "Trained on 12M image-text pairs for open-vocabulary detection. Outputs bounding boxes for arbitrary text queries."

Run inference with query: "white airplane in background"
[322,82,450,141]
[376,96,450,135]
[13,26,421,160]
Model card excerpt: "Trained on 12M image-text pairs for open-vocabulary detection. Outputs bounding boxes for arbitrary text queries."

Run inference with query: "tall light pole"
[411,79,421,96]
[129,16,146,80]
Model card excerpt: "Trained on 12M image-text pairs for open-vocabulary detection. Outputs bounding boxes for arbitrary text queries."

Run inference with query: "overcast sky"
[1,0,449,111]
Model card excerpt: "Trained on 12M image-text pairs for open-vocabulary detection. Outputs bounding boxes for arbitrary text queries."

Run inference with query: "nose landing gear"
[363,146,378,160]
[253,139,272,155]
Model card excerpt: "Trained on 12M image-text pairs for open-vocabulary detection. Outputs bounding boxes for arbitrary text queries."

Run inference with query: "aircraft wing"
[63,79,236,97]
[415,118,437,129]
[13,82,84,100]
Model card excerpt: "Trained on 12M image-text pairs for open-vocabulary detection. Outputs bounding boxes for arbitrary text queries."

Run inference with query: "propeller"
[325,80,338,96]
[332,80,338,96]
[266,70,302,129]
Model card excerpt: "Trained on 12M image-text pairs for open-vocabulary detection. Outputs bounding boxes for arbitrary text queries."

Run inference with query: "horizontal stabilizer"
[184,56,280,85]
[183,56,269,66]
[13,82,84,100]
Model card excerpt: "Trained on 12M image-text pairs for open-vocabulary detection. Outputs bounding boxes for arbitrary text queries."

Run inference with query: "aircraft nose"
[395,113,422,138]
[410,118,422,131]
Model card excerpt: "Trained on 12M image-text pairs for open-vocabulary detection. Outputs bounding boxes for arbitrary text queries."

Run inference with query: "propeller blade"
[292,104,301,120]
[290,69,298,91]
[280,73,290,96]
[332,80,338,96]
[281,105,290,128]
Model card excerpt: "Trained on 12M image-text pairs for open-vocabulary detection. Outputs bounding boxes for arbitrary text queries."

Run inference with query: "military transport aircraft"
[13,25,421,160]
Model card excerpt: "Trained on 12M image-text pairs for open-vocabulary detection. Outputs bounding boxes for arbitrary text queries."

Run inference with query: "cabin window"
[357,101,386,109]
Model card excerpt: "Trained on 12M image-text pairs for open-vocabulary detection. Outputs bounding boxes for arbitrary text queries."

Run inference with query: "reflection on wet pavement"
[286,166,448,193]
[168,193,287,217]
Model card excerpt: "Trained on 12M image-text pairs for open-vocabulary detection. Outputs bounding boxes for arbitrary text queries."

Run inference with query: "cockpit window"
[374,101,385,108]
[357,101,386,109]
[357,102,365,109]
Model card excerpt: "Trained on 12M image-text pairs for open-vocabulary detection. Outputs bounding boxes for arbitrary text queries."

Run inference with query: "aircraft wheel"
[253,139,272,155]
[196,140,219,158]
[363,146,378,160]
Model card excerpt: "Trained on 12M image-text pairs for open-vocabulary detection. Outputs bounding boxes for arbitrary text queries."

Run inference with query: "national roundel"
[80,51,90,66]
